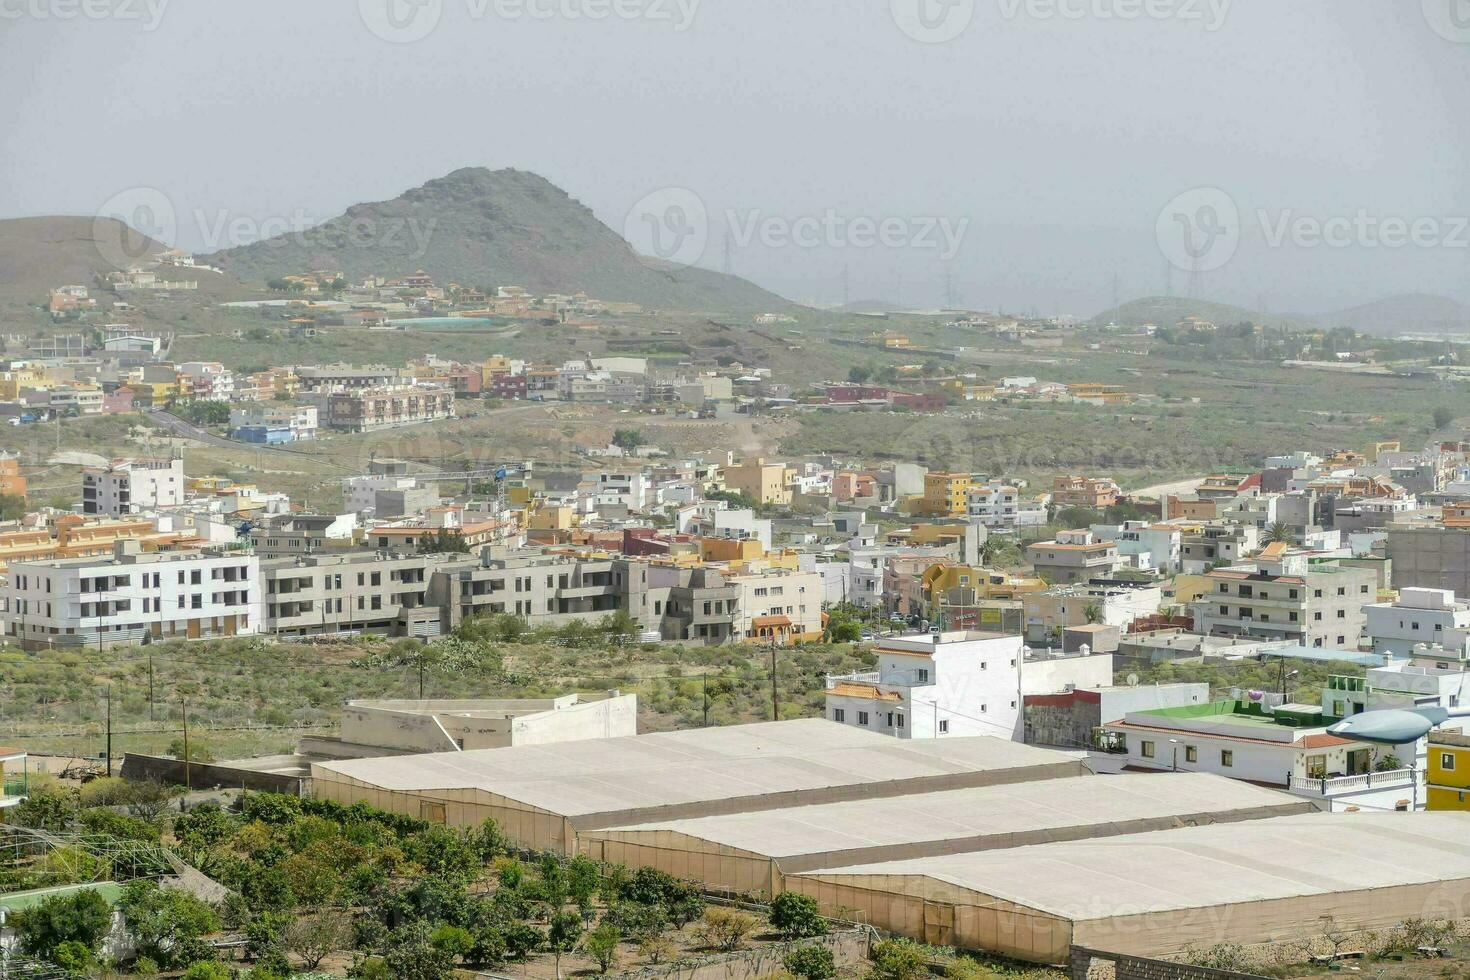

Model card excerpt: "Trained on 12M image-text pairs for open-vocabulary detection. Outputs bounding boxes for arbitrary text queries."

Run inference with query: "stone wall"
[1070,947,1265,980]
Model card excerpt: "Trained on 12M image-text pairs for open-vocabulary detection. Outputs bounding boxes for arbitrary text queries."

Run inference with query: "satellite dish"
[1126,673,1139,687]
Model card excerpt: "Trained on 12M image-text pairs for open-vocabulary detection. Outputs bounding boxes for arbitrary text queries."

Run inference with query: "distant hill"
[1093,293,1470,339]
[1089,296,1305,332]
[0,215,243,305]
[0,216,165,301]
[202,167,797,315]
[1315,294,1470,337]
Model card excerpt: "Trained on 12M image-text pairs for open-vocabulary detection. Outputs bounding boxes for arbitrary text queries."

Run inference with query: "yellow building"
[1066,383,1132,406]
[887,522,971,550]
[722,458,792,506]
[918,472,973,518]
[922,563,1045,603]
[1427,731,1470,810]
[0,367,51,400]
[701,538,765,563]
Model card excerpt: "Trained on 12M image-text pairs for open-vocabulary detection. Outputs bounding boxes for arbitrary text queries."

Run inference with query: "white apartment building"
[825,630,1023,740]
[1179,523,1262,574]
[229,404,318,442]
[81,458,186,516]
[682,502,773,551]
[727,568,822,644]
[5,540,261,649]
[343,473,421,515]
[1365,588,1470,659]
[1091,521,1181,575]
[1189,551,1377,649]
[589,472,652,513]
[966,481,1047,532]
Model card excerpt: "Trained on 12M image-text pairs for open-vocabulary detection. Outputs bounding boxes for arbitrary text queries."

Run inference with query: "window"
[1141,740,1156,759]
[938,720,949,734]
[1185,746,1198,763]
[896,715,905,729]
[916,669,929,683]
[833,708,846,723]
[1442,752,1457,771]
[858,711,869,726]
[1221,750,1234,767]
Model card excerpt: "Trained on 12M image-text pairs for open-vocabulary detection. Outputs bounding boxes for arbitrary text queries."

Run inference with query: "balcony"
[1289,768,1417,796]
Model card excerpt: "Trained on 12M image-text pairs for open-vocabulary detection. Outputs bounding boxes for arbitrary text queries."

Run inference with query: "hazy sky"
[3,0,1467,314]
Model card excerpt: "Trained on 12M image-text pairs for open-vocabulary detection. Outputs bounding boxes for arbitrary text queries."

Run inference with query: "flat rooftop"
[797,811,1470,920]
[313,718,1085,821]
[596,773,1308,868]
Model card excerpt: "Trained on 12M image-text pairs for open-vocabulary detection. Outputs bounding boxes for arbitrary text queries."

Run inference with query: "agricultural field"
[0,629,875,762]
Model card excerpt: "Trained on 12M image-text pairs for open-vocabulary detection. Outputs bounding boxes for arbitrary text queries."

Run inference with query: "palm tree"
[1082,604,1103,624]
[1266,522,1292,544]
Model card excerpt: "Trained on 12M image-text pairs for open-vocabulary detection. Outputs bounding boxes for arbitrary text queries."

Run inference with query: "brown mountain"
[202,167,797,315]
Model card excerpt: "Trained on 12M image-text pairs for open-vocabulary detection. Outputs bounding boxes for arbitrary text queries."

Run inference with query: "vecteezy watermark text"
[891,0,1229,43]
[1156,186,1470,274]
[622,188,971,268]
[0,0,167,28]
[358,0,699,43]
[1259,210,1470,250]
[94,186,438,267]
[997,0,1230,29]
[726,209,970,261]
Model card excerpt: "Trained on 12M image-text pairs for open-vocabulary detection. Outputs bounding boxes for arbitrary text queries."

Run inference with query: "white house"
[1090,521,1181,575]
[825,630,1023,740]
[1102,698,1419,812]
[1365,588,1470,659]
[81,458,186,516]
[967,481,1047,532]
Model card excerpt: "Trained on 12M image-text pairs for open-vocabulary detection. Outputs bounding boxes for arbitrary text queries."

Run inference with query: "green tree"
[547,910,585,980]
[583,922,622,974]
[785,944,837,980]
[769,892,828,940]
[1266,522,1292,544]
[420,529,470,554]
[1082,604,1103,625]
[118,880,221,969]
[848,365,873,384]
[0,493,25,521]
[12,887,112,960]
[384,921,455,980]
[613,428,646,452]
[1433,407,1455,430]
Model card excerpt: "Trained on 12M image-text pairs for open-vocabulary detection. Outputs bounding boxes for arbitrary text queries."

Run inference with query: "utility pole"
[769,640,780,722]
[148,655,155,722]
[181,699,191,792]
[105,686,113,778]
[702,670,709,727]
[418,661,426,700]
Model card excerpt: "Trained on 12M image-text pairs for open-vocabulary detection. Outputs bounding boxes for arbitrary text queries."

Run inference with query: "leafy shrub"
[770,892,828,939]
[12,887,112,960]
[786,944,837,980]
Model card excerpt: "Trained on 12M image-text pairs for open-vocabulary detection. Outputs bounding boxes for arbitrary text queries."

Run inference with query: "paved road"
[1128,475,1206,499]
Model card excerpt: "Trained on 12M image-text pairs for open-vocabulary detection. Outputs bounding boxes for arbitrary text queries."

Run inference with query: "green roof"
[1138,700,1338,729]
[0,881,123,912]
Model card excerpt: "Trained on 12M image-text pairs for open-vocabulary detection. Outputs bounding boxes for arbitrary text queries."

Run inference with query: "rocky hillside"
[202,167,797,315]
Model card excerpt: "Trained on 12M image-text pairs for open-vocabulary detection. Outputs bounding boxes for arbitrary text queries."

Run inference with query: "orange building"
[0,516,200,576]
[0,455,24,499]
